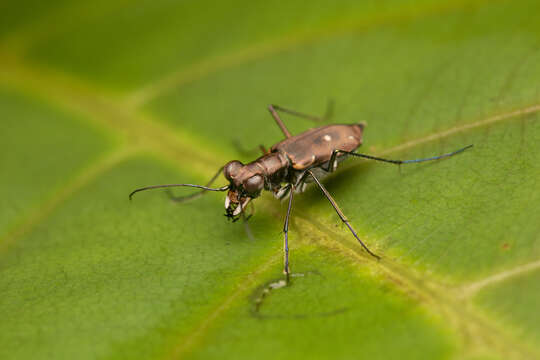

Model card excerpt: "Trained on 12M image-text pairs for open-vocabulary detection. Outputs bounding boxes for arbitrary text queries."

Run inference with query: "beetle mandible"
[129,104,472,278]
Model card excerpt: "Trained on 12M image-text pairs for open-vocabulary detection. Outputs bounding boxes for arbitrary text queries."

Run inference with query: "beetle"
[129,104,472,278]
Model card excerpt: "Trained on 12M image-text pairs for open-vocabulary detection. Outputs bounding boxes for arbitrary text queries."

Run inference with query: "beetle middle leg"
[167,166,224,203]
[283,184,295,281]
[307,169,380,260]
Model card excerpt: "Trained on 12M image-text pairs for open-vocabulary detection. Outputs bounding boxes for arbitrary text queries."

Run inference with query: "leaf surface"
[1,1,539,359]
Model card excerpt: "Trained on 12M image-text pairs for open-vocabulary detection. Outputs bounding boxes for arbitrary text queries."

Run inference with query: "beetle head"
[223,160,265,221]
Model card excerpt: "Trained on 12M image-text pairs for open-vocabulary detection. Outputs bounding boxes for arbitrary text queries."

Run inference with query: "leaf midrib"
[295,213,540,360]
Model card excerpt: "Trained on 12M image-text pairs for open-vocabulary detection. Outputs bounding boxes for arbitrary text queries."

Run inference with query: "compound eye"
[223,160,243,181]
[244,174,264,195]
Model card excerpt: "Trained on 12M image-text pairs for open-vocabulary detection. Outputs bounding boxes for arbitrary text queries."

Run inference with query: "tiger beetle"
[129,104,472,280]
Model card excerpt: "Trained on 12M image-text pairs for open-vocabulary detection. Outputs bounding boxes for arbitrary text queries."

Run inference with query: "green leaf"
[1,1,539,360]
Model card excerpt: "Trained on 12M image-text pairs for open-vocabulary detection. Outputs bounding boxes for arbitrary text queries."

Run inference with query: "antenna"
[129,184,229,200]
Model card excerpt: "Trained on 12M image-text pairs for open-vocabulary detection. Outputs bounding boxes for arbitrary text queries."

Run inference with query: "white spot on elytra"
[348,135,356,140]
[323,134,332,141]
[311,155,316,161]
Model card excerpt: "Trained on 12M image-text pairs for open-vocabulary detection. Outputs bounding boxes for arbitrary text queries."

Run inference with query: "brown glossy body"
[227,124,364,200]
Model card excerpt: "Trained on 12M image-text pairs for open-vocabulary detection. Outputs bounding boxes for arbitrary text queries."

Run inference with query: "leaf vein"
[0,148,134,255]
[123,0,495,109]
[460,259,540,298]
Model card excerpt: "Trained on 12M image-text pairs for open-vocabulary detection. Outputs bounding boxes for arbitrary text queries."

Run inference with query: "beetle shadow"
[249,271,350,320]
[296,151,464,211]
[295,161,377,211]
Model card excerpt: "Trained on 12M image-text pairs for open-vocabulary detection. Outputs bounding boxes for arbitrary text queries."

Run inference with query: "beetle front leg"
[241,208,255,242]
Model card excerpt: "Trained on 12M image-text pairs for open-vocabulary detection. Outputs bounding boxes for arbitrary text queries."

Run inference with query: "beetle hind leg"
[307,170,380,260]
[267,100,334,139]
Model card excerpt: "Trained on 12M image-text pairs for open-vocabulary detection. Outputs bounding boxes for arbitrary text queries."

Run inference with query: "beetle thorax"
[222,152,289,220]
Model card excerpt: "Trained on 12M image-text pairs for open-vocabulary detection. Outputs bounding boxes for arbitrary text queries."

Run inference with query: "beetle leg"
[283,183,295,281]
[325,149,342,172]
[259,144,269,155]
[270,100,334,123]
[166,166,224,203]
[268,101,334,139]
[232,140,268,156]
[307,170,380,260]
[268,105,292,138]
[242,208,256,241]
[246,200,255,221]
[275,184,291,200]
[329,145,473,167]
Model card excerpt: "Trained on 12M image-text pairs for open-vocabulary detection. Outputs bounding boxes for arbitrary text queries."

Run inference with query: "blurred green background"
[1,1,539,359]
